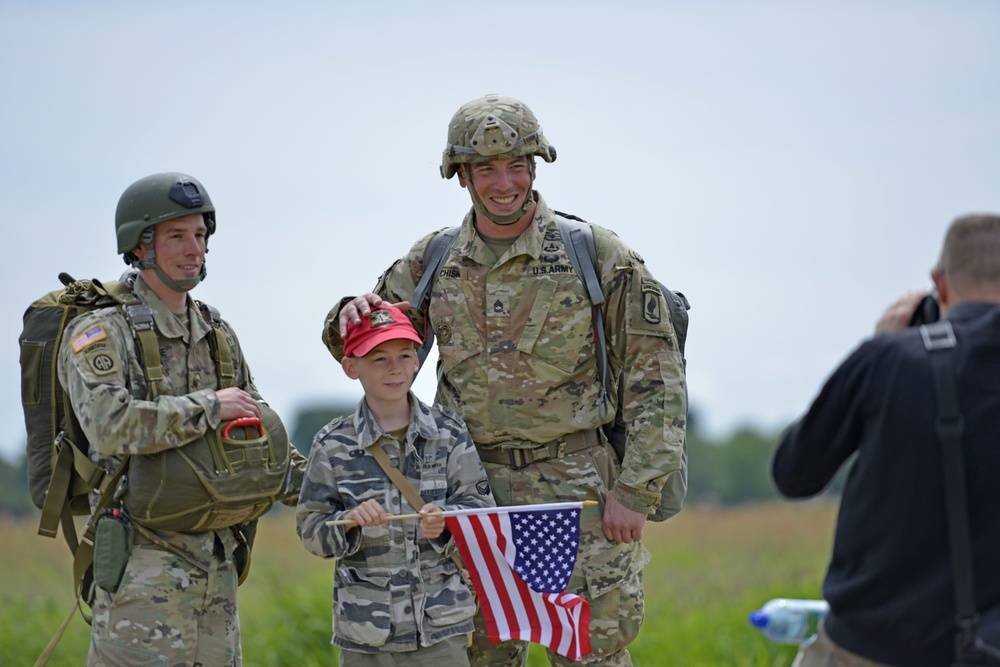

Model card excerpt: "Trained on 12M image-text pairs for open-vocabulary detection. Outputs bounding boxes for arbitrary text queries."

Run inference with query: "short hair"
[939,214,1000,291]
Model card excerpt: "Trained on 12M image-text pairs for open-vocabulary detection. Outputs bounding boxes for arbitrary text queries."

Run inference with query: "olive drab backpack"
[19,272,292,662]
[20,274,150,548]
[411,214,690,522]
[19,273,160,664]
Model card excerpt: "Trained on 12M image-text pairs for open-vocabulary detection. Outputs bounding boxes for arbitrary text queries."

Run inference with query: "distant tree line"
[0,403,843,518]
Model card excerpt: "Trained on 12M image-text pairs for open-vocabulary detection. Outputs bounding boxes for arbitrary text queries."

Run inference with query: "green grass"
[0,501,835,666]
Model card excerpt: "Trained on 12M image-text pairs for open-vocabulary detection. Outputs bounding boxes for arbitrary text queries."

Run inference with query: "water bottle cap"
[748,610,769,629]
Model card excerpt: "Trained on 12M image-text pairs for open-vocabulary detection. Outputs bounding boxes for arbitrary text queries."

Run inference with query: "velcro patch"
[641,279,663,324]
[86,351,117,376]
[71,324,108,353]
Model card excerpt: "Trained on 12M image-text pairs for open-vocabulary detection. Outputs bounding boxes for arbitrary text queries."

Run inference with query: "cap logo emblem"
[370,310,396,329]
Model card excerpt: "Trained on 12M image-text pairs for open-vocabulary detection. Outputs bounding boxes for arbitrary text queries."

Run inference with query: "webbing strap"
[125,304,165,399]
[921,321,980,655]
[34,453,130,666]
[413,227,461,367]
[370,441,426,510]
[369,441,465,573]
[206,327,236,389]
[556,216,609,418]
[38,435,76,539]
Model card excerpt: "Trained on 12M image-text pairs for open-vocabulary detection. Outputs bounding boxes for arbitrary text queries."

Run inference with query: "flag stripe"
[495,513,545,643]
[447,509,592,660]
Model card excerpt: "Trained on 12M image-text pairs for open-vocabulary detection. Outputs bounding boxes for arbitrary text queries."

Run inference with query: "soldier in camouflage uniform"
[298,304,494,666]
[322,95,687,667]
[58,172,305,667]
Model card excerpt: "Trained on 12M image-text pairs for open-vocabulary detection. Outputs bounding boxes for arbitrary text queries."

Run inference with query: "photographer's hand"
[875,289,932,335]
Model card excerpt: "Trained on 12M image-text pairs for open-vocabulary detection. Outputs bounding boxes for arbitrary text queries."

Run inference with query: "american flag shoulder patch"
[70,324,107,353]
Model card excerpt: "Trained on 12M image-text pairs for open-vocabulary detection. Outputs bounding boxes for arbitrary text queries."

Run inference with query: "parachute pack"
[19,273,292,613]
[411,214,690,521]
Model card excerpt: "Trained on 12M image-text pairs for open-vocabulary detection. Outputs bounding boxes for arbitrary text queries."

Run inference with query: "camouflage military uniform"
[58,275,282,667]
[296,393,494,658]
[323,194,687,666]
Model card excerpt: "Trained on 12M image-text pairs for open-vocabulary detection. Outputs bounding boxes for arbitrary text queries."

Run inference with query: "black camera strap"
[921,321,1000,662]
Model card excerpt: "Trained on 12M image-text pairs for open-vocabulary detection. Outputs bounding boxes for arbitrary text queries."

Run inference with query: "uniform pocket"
[334,566,393,646]
[522,275,593,374]
[580,540,651,600]
[421,560,476,628]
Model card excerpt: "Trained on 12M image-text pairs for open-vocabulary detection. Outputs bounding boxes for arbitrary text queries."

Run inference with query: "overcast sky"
[2,1,998,462]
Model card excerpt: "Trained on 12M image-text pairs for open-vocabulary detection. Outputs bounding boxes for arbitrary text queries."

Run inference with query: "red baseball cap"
[343,304,423,358]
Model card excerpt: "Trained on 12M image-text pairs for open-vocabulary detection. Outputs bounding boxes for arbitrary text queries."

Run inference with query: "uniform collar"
[134,276,212,344]
[457,191,556,265]
[353,392,438,450]
[946,301,1000,323]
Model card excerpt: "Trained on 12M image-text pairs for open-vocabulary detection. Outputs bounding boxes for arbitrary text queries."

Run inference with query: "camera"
[908,294,940,326]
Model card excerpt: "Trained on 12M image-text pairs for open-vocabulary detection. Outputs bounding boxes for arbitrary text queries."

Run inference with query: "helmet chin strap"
[134,228,206,293]
[463,162,536,226]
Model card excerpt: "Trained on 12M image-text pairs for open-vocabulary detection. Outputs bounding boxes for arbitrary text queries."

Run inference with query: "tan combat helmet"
[441,94,557,224]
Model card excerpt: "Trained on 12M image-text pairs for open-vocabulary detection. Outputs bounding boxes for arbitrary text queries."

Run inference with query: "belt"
[477,429,600,470]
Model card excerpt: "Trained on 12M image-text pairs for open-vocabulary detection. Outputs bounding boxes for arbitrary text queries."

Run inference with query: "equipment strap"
[475,429,599,470]
[125,304,165,399]
[368,440,464,573]
[921,321,1000,661]
[556,215,609,418]
[34,453,130,667]
[413,227,461,367]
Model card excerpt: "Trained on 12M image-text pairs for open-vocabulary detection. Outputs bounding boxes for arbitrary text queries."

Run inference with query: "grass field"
[0,501,836,666]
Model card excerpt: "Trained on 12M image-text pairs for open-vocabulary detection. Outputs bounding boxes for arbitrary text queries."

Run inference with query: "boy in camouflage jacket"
[297,305,494,666]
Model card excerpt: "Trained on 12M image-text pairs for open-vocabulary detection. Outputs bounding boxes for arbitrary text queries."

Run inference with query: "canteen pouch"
[93,510,133,592]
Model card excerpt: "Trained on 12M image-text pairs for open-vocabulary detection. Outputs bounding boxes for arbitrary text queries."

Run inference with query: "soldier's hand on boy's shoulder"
[345,498,392,528]
[418,503,445,540]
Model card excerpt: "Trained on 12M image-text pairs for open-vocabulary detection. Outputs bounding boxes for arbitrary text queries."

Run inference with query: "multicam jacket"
[57,275,299,568]
[323,194,686,517]
[296,394,494,653]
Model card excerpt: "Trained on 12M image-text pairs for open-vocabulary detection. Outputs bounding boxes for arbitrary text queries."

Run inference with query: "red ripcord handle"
[223,416,264,439]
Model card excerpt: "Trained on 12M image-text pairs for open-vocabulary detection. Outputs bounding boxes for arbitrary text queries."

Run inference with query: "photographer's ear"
[932,267,950,313]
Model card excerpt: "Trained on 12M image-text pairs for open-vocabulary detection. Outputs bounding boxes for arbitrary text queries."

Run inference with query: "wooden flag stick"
[325,500,598,527]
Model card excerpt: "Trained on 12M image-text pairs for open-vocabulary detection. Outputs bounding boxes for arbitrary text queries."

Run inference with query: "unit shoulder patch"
[641,279,663,324]
[84,349,117,375]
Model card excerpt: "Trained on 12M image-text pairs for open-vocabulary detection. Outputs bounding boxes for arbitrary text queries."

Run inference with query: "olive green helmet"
[440,94,556,180]
[115,172,216,256]
[115,172,216,290]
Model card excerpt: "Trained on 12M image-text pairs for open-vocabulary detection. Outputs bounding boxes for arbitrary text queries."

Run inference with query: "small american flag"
[446,505,592,660]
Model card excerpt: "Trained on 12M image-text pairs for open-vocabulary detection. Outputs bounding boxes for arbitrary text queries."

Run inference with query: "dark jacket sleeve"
[772,340,877,498]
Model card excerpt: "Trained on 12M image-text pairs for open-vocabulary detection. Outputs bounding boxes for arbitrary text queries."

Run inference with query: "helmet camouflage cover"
[115,172,216,255]
[440,94,557,179]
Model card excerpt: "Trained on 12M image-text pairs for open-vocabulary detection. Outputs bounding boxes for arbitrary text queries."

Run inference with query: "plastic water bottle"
[748,598,829,644]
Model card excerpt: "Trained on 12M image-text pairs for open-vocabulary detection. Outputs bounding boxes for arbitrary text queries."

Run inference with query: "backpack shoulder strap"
[121,303,166,398]
[555,215,605,307]
[555,214,610,417]
[412,227,461,367]
[198,302,236,390]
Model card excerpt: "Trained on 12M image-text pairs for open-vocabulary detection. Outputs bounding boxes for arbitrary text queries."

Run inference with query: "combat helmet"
[115,172,216,291]
[441,94,556,224]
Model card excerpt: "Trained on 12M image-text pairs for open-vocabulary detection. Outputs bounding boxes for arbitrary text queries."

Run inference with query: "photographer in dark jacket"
[773,214,1000,667]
